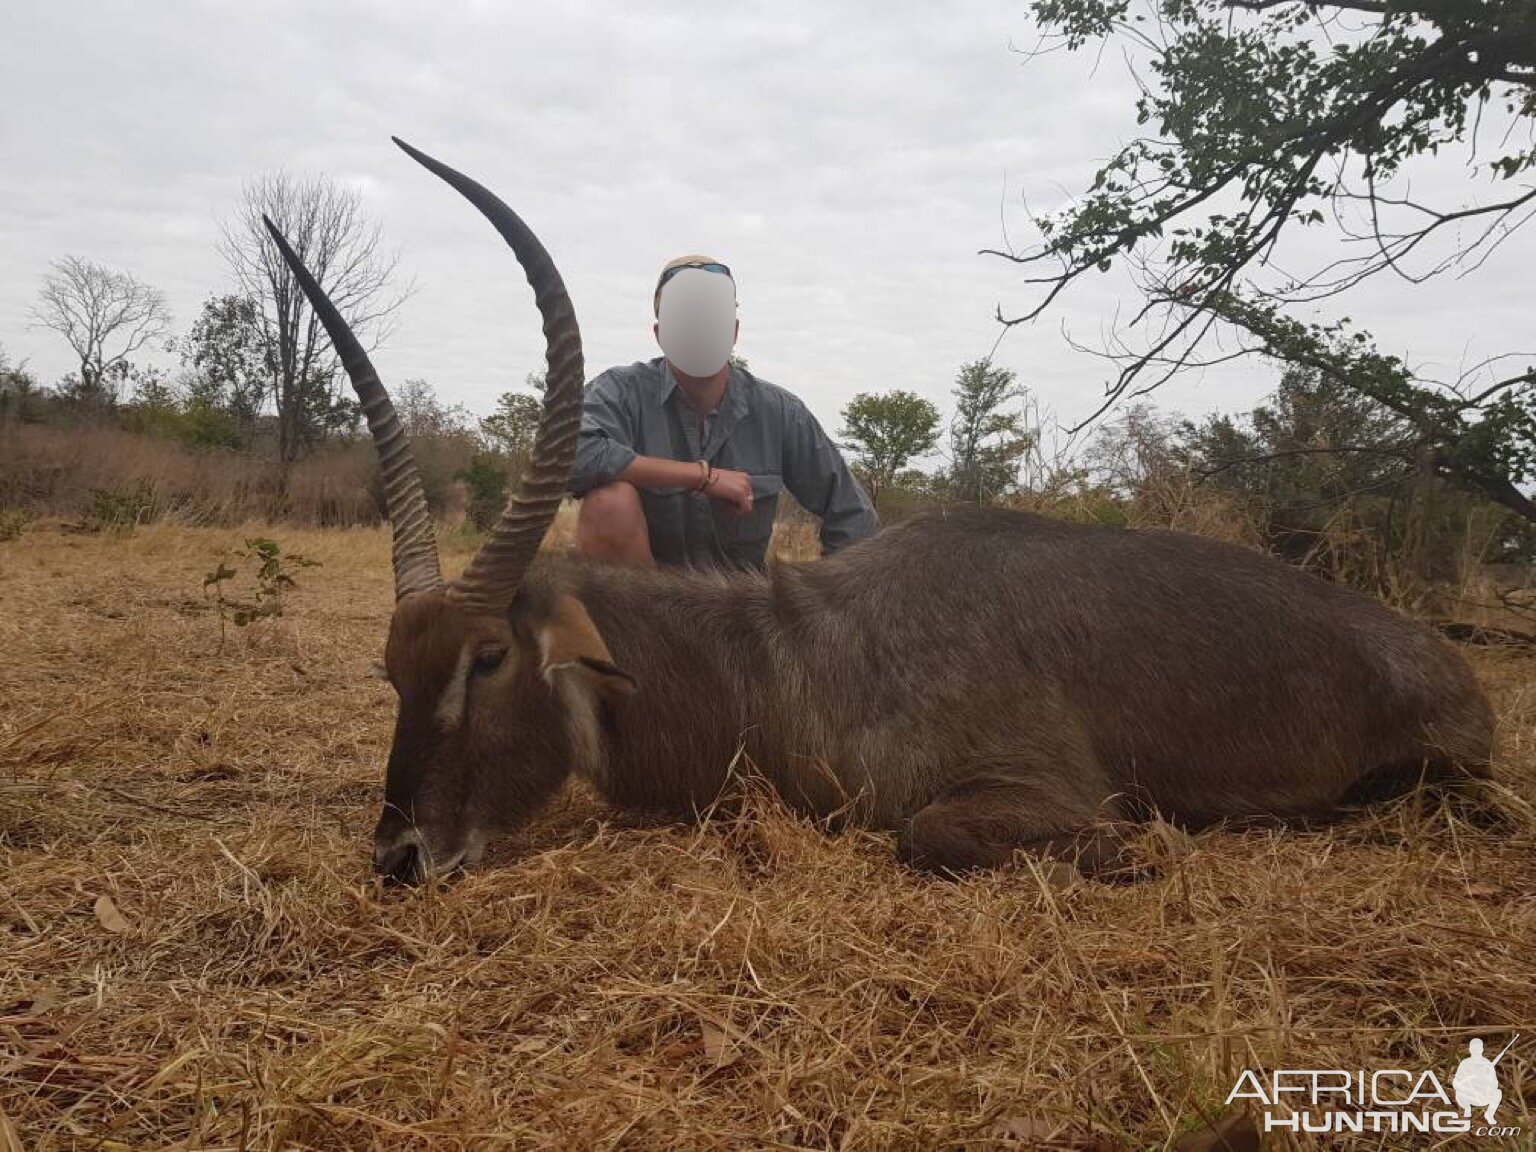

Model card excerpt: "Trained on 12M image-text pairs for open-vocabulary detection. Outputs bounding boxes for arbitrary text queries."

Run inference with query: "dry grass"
[0,424,382,528]
[1,521,1533,1150]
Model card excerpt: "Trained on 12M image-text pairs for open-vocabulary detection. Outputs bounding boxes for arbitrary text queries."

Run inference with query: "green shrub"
[204,536,321,650]
[85,482,157,532]
[459,452,510,530]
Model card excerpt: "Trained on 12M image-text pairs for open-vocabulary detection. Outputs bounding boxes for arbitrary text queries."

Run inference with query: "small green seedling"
[204,537,320,650]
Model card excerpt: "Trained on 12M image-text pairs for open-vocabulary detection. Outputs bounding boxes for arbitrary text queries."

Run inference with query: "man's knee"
[576,482,651,561]
[580,480,643,521]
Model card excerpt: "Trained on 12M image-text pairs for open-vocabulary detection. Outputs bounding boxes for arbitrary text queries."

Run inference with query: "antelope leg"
[895,773,1130,877]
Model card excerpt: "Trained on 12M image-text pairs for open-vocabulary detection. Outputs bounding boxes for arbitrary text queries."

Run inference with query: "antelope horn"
[392,137,585,615]
[261,215,444,600]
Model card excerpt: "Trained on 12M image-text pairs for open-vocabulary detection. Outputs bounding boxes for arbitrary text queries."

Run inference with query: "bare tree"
[32,256,172,405]
[219,172,407,466]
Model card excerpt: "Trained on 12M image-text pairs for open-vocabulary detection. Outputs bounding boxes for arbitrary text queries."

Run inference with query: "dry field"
[2,519,1534,1150]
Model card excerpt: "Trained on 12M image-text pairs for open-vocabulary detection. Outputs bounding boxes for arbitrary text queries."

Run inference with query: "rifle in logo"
[1453,1035,1519,1124]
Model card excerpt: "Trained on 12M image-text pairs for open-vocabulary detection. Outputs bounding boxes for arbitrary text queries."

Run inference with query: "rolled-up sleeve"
[781,398,878,554]
[570,370,639,495]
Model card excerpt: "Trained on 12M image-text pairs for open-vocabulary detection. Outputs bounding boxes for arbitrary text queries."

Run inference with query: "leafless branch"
[1191,443,1413,480]
[219,171,412,465]
[30,256,172,401]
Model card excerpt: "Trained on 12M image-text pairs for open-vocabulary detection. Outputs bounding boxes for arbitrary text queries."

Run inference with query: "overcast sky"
[4,0,1532,450]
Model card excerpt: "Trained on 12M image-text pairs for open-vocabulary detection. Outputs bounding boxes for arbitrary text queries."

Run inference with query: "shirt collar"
[659,358,750,425]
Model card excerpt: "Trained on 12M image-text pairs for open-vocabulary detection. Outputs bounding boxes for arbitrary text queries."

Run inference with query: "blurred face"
[654,267,738,378]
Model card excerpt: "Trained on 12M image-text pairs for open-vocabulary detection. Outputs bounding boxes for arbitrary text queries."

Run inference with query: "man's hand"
[705,467,754,515]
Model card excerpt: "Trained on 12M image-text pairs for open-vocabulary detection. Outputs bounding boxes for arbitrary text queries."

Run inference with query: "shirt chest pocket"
[711,473,783,559]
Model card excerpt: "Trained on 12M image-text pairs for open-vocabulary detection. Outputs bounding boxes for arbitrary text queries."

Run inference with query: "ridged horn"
[392,136,584,616]
[260,215,444,600]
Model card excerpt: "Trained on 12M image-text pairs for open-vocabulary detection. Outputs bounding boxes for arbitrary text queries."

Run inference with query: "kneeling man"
[570,255,876,571]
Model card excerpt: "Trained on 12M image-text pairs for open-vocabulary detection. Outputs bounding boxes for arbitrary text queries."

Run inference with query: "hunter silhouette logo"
[1227,1034,1523,1137]
[1454,1036,1517,1124]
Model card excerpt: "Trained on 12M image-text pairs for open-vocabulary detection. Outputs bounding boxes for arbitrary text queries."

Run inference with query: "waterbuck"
[268,139,1494,883]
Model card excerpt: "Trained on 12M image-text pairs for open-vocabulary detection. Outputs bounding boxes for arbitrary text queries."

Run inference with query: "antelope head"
[266,139,634,883]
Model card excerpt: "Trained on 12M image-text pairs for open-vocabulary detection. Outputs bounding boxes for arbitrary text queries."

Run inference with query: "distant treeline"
[0,349,536,531]
[3,343,1532,618]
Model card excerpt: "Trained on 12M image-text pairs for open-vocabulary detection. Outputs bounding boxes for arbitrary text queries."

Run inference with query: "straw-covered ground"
[2,519,1533,1150]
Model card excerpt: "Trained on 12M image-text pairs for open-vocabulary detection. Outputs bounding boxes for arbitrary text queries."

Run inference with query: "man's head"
[653,254,733,314]
[653,254,739,380]
[1470,1039,1485,1056]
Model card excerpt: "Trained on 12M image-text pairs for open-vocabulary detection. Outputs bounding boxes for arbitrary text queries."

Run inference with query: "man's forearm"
[619,455,707,491]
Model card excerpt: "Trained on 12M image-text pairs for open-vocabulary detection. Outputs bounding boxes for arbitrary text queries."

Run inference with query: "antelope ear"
[537,594,637,701]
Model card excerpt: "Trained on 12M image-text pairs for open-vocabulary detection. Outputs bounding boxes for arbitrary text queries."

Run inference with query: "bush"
[459,453,510,530]
[85,482,158,533]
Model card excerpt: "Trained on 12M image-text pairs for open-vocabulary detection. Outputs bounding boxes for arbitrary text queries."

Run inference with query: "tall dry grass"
[1,523,1533,1149]
[0,424,381,528]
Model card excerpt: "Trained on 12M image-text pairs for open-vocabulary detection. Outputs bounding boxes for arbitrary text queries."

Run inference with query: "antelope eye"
[471,647,507,675]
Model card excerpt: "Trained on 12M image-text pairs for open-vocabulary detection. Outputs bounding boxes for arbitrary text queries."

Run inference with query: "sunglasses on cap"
[656,261,733,293]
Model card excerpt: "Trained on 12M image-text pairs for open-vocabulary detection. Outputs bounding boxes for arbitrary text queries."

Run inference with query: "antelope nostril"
[375,841,421,885]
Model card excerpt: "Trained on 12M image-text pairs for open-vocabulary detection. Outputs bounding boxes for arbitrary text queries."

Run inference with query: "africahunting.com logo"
[1227,1035,1521,1137]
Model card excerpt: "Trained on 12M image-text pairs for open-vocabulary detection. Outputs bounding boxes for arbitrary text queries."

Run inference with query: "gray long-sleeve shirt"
[570,357,877,570]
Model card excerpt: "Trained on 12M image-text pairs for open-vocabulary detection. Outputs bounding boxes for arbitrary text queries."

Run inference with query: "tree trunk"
[1399,444,1438,596]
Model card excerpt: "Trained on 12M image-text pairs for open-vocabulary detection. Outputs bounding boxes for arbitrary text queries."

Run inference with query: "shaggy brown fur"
[372,506,1493,880]
[258,142,1489,883]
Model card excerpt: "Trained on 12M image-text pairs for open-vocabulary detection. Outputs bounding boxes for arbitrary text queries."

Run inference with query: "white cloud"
[3,0,1531,444]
